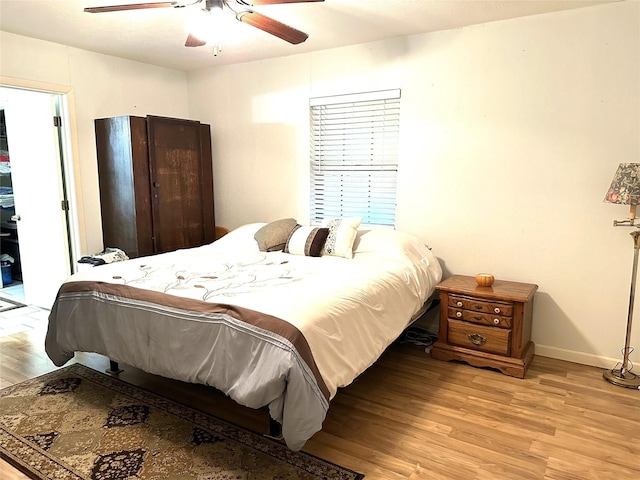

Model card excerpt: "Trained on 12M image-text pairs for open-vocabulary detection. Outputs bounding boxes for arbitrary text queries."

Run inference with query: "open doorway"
[0,108,22,302]
[0,87,78,309]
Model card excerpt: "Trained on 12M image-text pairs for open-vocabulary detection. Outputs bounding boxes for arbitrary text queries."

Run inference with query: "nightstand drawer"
[447,307,512,328]
[447,318,511,356]
[448,295,513,317]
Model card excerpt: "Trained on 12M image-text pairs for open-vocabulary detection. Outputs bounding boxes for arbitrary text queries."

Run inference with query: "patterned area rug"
[0,364,364,480]
[0,297,25,313]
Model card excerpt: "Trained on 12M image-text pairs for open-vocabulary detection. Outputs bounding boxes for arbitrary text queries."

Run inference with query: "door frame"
[0,76,86,267]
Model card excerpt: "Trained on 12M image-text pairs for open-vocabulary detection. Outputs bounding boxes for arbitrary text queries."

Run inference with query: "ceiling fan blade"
[237,11,308,44]
[84,2,178,13]
[237,0,324,5]
[185,33,207,47]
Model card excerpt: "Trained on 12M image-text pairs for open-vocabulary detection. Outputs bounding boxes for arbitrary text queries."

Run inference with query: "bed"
[45,220,442,450]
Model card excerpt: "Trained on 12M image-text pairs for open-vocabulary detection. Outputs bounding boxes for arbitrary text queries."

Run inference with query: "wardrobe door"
[95,116,154,258]
[146,116,215,254]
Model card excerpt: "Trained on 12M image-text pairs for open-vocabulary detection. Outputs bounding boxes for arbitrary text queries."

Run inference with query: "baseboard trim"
[535,344,622,370]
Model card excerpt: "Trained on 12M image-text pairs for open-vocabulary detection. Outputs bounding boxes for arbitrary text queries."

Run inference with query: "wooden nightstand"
[430,275,538,378]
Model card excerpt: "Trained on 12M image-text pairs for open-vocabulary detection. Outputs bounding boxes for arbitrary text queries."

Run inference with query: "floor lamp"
[603,163,640,389]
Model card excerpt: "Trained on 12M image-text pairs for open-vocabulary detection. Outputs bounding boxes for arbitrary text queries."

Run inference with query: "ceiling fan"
[84,0,324,51]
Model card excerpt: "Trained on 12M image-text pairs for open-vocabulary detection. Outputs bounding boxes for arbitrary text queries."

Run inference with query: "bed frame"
[105,359,284,438]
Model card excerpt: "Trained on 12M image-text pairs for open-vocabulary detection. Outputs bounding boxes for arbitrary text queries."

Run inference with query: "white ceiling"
[0,0,618,72]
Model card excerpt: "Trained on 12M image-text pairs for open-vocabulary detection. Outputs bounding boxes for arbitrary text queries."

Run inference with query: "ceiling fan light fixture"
[185,3,226,53]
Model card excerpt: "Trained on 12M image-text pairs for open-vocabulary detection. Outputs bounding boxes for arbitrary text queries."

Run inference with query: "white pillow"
[210,223,263,252]
[353,227,423,258]
[321,217,362,259]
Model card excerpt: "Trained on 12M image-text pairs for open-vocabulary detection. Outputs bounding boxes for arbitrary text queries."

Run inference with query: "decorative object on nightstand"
[475,273,495,287]
[431,275,538,378]
[602,163,640,389]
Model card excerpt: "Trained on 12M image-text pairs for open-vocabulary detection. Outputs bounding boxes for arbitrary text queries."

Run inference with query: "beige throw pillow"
[254,218,298,252]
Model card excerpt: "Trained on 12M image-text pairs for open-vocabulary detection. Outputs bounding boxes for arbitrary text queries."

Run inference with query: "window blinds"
[310,89,400,227]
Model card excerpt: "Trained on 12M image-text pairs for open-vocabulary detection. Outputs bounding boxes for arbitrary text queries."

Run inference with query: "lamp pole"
[604,228,640,388]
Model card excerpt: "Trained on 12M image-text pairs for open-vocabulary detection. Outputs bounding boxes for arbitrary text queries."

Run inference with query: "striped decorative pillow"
[284,225,330,257]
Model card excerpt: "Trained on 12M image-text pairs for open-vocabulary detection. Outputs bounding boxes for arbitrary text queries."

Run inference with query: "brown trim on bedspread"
[58,281,331,401]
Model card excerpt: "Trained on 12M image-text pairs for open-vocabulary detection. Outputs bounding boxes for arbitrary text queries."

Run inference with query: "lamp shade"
[604,163,640,205]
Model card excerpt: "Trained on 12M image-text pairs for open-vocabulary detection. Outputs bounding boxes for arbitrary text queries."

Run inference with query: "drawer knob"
[456,301,463,307]
[493,318,500,325]
[468,333,487,345]
[456,311,462,318]
[494,307,501,314]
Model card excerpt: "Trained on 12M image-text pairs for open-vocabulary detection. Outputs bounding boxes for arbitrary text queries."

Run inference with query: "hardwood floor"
[1,304,639,480]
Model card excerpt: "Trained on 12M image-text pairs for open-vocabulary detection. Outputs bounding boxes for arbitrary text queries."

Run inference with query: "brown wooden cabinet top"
[436,275,538,303]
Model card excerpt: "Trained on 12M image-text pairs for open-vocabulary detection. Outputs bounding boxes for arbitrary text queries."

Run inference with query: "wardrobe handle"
[153,182,160,188]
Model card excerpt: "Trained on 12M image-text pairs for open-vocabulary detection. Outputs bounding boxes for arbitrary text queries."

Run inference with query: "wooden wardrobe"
[94,115,215,258]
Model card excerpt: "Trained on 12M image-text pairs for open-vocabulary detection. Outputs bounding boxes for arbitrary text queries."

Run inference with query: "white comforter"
[49,224,442,449]
[70,224,441,395]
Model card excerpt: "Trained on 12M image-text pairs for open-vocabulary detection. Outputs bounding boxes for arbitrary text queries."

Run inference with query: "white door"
[2,88,71,308]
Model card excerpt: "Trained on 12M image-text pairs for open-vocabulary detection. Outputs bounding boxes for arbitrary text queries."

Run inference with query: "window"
[310,89,400,227]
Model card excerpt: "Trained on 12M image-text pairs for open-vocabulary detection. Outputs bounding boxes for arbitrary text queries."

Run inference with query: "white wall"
[0,31,191,254]
[187,1,640,367]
